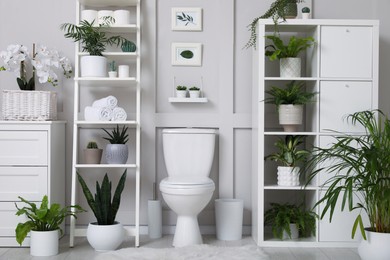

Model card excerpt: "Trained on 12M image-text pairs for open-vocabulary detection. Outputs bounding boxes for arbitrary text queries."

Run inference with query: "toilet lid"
[160,176,214,189]
[162,128,217,134]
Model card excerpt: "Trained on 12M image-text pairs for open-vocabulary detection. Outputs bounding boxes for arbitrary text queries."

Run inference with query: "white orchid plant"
[0,44,72,91]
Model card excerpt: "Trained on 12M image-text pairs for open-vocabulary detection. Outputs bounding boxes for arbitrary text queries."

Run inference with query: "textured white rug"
[94,244,269,260]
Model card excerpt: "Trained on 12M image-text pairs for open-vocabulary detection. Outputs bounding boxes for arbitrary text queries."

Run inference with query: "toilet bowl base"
[173,215,202,247]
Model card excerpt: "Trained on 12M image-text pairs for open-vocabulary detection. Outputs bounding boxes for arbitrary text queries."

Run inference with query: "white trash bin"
[215,199,244,240]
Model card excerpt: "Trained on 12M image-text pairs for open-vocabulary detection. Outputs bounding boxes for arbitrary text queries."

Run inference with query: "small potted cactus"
[108,61,117,78]
[84,141,103,164]
[189,86,201,98]
[176,85,187,98]
[301,7,310,19]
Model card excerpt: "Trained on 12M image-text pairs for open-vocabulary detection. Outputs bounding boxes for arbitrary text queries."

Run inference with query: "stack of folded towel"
[84,95,128,121]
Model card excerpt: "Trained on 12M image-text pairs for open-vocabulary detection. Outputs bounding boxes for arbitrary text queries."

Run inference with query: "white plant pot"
[80,56,107,77]
[282,224,299,240]
[105,144,128,164]
[176,90,187,98]
[358,229,390,260]
[302,13,311,19]
[189,90,200,98]
[30,230,59,256]
[278,104,303,132]
[277,166,300,186]
[114,10,130,25]
[280,57,301,78]
[108,71,118,78]
[87,222,124,251]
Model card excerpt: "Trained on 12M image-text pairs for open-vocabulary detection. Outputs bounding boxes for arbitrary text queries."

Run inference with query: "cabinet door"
[0,167,48,201]
[0,202,29,236]
[0,131,47,165]
[320,26,373,78]
[320,81,372,133]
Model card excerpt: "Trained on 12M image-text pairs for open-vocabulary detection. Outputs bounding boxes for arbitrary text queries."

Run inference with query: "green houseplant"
[84,141,103,164]
[265,81,317,131]
[306,110,390,260]
[15,195,84,256]
[265,202,317,240]
[265,135,309,186]
[189,86,200,98]
[176,85,187,98]
[61,17,127,77]
[102,125,129,164]
[77,170,127,251]
[245,0,305,49]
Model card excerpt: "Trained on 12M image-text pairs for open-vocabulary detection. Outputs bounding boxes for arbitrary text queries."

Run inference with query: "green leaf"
[15,222,35,245]
[180,50,194,59]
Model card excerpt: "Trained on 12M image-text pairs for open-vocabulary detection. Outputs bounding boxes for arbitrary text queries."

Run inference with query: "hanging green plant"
[180,50,194,59]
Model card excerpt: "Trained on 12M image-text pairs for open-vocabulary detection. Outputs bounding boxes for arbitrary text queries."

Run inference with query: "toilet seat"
[160,176,215,195]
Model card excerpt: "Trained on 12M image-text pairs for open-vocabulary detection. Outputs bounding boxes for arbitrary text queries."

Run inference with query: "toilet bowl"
[159,128,216,247]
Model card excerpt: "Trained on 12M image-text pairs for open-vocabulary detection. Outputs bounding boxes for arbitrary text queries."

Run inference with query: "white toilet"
[159,128,216,247]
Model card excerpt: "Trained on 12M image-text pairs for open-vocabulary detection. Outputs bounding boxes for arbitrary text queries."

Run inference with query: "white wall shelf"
[75,164,137,168]
[168,97,208,103]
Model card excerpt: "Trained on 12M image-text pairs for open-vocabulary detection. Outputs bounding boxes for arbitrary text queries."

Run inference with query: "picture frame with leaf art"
[172,43,202,66]
[171,7,202,31]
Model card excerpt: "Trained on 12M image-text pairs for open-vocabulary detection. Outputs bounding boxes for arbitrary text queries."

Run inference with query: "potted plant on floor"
[265,35,315,77]
[77,170,127,251]
[245,0,305,49]
[189,86,201,98]
[176,85,187,98]
[265,81,317,131]
[84,141,103,164]
[306,110,390,260]
[265,135,309,186]
[102,125,129,164]
[15,195,84,256]
[265,202,317,240]
[61,17,127,77]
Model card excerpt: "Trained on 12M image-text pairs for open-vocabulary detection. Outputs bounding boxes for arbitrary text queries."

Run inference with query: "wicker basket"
[1,90,57,121]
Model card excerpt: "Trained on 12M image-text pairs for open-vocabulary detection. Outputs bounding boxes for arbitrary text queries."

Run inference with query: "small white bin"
[215,199,243,240]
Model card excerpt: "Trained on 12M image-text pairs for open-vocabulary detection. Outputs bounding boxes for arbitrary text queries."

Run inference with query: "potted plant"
[61,17,127,77]
[265,135,309,186]
[77,170,127,251]
[15,195,84,256]
[265,35,315,77]
[108,61,117,78]
[176,85,187,98]
[265,202,317,240]
[301,7,311,19]
[84,141,103,164]
[265,81,317,131]
[244,0,305,49]
[189,86,200,98]
[102,125,129,164]
[306,110,390,260]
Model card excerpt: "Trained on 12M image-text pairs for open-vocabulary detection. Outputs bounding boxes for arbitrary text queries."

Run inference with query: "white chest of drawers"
[0,121,66,246]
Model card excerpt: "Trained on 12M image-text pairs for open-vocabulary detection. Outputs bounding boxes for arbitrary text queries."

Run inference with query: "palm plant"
[61,17,127,56]
[77,170,127,225]
[102,125,129,144]
[306,110,390,239]
[265,81,317,109]
[264,35,315,61]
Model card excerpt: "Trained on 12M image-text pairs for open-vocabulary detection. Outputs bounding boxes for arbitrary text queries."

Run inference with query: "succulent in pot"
[102,125,129,164]
[108,61,118,78]
[176,85,187,98]
[84,141,103,164]
[15,195,84,256]
[265,135,309,186]
[265,81,317,131]
[77,170,127,251]
[189,86,200,98]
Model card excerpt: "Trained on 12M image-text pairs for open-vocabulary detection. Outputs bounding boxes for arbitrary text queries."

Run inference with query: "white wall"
[0,0,389,231]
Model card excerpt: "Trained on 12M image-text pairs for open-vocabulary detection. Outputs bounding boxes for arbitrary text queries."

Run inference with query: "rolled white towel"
[92,95,118,110]
[84,106,112,121]
[111,107,127,121]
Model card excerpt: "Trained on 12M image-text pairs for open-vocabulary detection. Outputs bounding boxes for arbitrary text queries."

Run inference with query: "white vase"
[87,222,124,251]
[282,224,299,240]
[278,104,303,132]
[280,57,301,78]
[105,144,128,164]
[118,65,130,78]
[358,229,390,260]
[30,230,59,256]
[277,166,300,186]
[80,56,107,77]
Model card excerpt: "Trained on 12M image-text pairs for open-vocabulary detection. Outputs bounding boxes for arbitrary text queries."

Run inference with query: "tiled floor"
[0,235,360,260]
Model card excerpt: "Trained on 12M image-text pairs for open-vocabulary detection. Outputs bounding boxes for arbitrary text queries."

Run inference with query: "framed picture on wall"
[171,7,202,31]
[171,43,202,66]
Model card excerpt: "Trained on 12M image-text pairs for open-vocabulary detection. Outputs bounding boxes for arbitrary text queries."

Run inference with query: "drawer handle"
[345,84,350,88]
[346,29,350,33]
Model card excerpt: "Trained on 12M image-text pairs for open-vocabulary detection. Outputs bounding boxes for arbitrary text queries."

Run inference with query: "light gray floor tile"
[262,247,297,260]
[319,248,361,260]
[289,247,330,260]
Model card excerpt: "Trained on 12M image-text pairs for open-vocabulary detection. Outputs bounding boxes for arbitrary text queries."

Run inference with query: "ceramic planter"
[176,90,187,98]
[282,223,299,240]
[358,229,390,260]
[278,104,303,132]
[277,166,300,186]
[105,144,128,164]
[83,148,103,164]
[108,71,118,78]
[80,56,107,77]
[87,222,124,251]
[30,230,59,256]
[278,2,298,19]
[189,90,200,98]
[280,57,301,78]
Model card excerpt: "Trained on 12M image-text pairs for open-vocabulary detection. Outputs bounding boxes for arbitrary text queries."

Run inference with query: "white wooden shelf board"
[75,120,138,128]
[169,97,208,103]
[75,77,137,87]
[75,164,137,168]
[265,77,318,81]
[80,0,138,7]
[99,25,138,33]
[264,131,318,136]
[264,185,318,191]
[79,52,138,59]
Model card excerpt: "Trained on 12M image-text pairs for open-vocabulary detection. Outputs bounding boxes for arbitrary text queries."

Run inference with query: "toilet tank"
[162,128,216,177]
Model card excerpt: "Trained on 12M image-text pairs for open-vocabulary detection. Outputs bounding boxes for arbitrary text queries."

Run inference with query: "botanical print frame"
[171,7,202,31]
[171,43,202,66]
